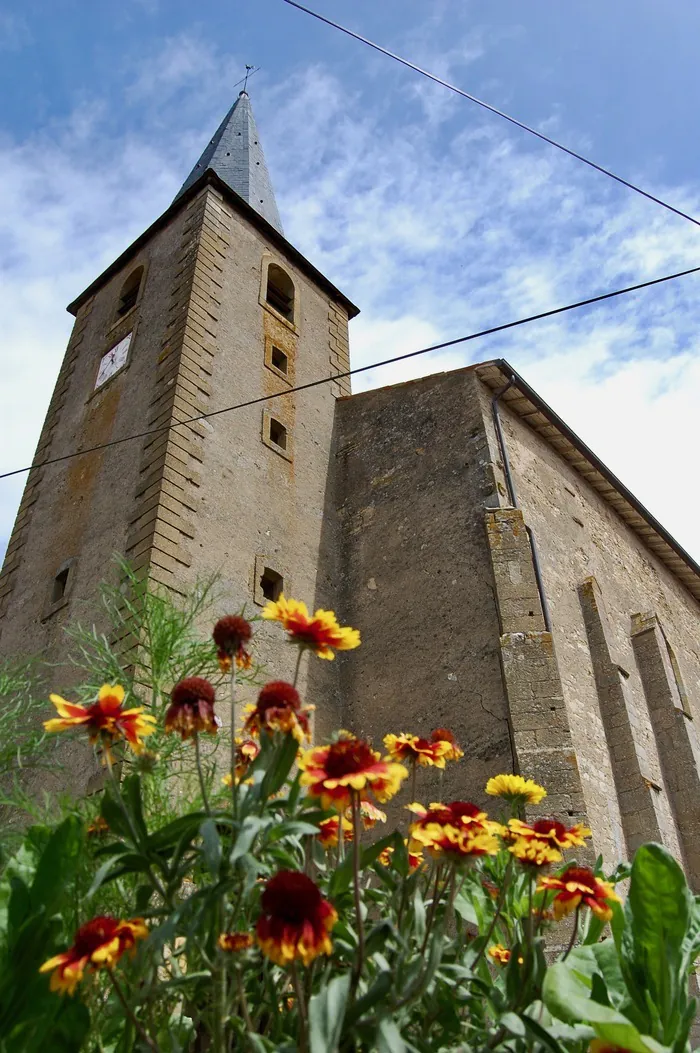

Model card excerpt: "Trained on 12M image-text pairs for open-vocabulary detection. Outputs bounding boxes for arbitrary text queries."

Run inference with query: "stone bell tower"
[0,90,358,755]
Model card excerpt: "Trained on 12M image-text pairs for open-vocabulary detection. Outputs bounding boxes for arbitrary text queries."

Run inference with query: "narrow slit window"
[260,568,283,602]
[271,346,288,374]
[266,264,294,322]
[269,418,287,451]
[52,567,70,604]
[116,267,144,318]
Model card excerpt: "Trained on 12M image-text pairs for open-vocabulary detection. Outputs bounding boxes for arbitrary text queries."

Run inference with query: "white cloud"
[1,30,699,573]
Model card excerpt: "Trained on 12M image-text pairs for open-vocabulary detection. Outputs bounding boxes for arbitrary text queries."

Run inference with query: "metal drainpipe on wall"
[490,378,554,634]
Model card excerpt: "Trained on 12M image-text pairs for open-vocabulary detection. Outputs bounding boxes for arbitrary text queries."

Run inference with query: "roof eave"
[474,358,700,603]
[66,169,360,319]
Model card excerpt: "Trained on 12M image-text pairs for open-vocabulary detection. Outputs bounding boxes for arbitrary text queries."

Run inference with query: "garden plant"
[0,565,698,1052]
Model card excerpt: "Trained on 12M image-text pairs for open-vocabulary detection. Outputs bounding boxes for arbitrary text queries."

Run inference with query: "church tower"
[0,91,357,751]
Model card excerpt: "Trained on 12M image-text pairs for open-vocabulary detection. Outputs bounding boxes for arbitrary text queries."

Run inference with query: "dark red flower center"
[431,727,457,745]
[213,615,252,654]
[256,681,300,717]
[533,819,567,840]
[559,866,596,890]
[72,916,119,957]
[261,870,323,924]
[170,677,216,709]
[449,801,481,822]
[324,738,376,778]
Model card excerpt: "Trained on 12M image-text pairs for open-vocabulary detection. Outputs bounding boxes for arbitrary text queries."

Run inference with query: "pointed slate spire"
[175,91,283,234]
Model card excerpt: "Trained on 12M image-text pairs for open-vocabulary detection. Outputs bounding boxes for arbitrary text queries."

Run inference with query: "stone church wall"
[499,398,700,877]
[333,370,515,810]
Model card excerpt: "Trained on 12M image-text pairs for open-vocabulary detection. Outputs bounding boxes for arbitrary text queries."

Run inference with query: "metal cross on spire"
[243,64,255,93]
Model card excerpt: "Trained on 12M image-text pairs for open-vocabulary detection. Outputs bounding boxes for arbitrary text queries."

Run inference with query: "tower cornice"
[66,170,359,319]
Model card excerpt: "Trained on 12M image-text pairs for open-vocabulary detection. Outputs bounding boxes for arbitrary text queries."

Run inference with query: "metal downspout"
[490,381,553,634]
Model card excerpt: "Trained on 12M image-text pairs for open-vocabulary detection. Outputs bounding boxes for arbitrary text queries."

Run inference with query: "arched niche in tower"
[115,265,145,319]
[265,263,295,323]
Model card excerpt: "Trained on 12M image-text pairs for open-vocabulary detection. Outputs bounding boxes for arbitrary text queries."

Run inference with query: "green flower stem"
[230,663,238,821]
[103,748,171,907]
[236,965,254,1034]
[293,646,304,688]
[472,855,514,968]
[291,961,308,1053]
[106,967,159,1053]
[193,733,211,816]
[561,906,580,962]
[350,789,366,998]
[420,862,445,955]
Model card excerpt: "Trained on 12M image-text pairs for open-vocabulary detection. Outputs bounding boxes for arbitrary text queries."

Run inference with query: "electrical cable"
[1,262,698,483]
[281,0,700,231]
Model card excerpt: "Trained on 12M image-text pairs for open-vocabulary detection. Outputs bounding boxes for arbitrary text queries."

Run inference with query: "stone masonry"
[1,93,699,885]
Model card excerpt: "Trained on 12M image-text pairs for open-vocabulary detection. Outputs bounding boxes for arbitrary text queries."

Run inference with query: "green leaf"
[199,819,222,876]
[122,774,148,841]
[30,816,83,916]
[623,843,692,1038]
[260,733,299,799]
[454,891,479,928]
[147,813,208,854]
[375,1018,406,1053]
[345,970,393,1027]
[308,974,350,1053]
[230,816,268,865]
[100,789,135,843]
[543,961,671,1053]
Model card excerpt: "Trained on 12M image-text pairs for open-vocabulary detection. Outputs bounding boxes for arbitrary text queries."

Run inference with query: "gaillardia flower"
[431,727,464,762]
[357,799,387,829]
[317,815,353,848]
[508,818,591,850]
[165,677,219,739]
[539,866,621,923]
[508,837,562,868]
[383,733,451,769]
[488,944,511,965]
[218,932,254,953]
[262,595,360,659]
[408,801,503,861]
[213,615,253,673]
[256,870,337,966]
[40,916,148,995]
[485,774,547,805]
[298,734,408,810]
[588,1043,633,1053]
[223,738,260,786]
[244,681,312,743]
[377,841,424,871]
[44,684,156,762]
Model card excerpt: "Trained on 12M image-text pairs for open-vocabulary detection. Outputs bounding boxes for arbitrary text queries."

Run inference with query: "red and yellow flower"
[222,738,260,787]
[218,931,254,953]
[256,870,337,966]
[39,916,148,995]
[408,801,503,861]
[430,727,464,762]
[377,841,424,871]
[488,944,511,965]
[316,815,354,848]
[262,595,360,659]
[588,1042,633,1053]
[508,818,591,850]
[538,866,621,923]
[485,774,547,805]
[87,815,110,838]
[44,684,156,763]
[165,677,219,739]
[357,800,387,829]
[383,733,452,769]
[244,681,312,743]
[213,615,253,673]
[508,837,563,868]
[298,734,408,810]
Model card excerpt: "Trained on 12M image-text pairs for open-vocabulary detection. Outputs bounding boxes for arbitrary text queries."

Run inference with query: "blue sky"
[2,0,700,560]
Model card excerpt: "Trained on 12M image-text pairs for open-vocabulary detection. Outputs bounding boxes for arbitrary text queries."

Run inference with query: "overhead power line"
[1,263,699,483]
[281,0,700,232]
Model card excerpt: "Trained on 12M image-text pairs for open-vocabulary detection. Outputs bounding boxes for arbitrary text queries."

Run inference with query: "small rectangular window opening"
[260,568,284,602]
[118,287,138,316]
[52,567,70,605]
[271,346,288,374]
[269,418,287,451]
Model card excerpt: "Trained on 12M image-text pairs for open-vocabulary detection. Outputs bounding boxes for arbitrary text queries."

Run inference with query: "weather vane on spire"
[243,64,255,93]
